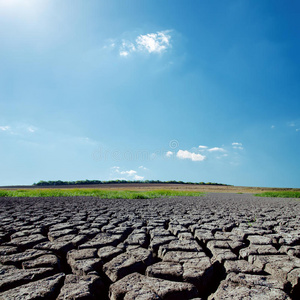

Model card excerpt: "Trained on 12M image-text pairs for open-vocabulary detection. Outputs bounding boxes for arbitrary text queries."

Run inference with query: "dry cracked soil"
[0,193,299,299]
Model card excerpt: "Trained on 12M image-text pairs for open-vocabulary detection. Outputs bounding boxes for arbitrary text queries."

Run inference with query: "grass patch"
[0,189,204,199]
[255,191,300,198]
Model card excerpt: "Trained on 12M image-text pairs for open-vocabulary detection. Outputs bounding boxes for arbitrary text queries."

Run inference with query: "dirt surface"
[0,193,299,299]
[1,183,300,193]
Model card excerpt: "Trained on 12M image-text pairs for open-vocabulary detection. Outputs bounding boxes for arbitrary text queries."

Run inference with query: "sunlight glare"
[0,0,47,18]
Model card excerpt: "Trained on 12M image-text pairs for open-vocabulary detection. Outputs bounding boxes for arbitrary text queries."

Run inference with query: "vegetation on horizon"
[0,189,204,199]
[33,179,229,186]
[255,191,300,198]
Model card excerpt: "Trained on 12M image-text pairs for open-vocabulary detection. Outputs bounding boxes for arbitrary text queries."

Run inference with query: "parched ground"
[0,193,299,299]
[3,182,300,193]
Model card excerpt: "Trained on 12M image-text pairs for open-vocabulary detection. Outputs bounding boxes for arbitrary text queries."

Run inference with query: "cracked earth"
[0,193,299,299]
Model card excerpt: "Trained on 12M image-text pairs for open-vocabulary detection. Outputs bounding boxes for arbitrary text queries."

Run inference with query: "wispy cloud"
[176,150,206,162]
[287,121,300,132]
[0,125,10,131]
[27,126,37,133]
[208,147,225,152]
[271,121,300,132]
[0,123,98,152]
[133,175,144,180]
[0,124,37,135]
[198,145,208,150]
[138,165,148,171]
[102,40,116,50]
[113,30,172,57]
[119,41,136,57]
[232,142,243,150]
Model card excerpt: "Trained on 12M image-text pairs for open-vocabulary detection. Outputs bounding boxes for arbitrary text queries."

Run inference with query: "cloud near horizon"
[164,142,245,163]
[111,166,144,181]
[176,150,206,162]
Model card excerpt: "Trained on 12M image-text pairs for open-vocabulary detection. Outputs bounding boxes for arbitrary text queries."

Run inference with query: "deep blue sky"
[1,0,299,187]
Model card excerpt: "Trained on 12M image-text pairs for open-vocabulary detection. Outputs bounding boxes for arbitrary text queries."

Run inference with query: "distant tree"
[33,179,229,187]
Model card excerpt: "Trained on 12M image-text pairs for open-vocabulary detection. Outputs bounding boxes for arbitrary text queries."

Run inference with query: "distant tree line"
[33,179,230,186]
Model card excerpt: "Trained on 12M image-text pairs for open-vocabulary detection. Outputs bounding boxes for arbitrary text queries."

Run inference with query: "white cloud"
[119,51,129,57]
[166,151,174,157]
[0,125,10,131]
[111,167,144,181]
[117,30,172,57]
[208,147,225,152]
[176,150,206,162]
[119,170,137,176]
[167,142,245,164]
[271,125,275,129]
[136,31,171,53]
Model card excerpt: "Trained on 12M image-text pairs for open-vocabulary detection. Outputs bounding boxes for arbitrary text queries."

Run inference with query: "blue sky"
[0,0,299,187]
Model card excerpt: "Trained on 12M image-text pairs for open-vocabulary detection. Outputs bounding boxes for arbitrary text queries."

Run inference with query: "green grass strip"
[255,191,300,198]
[0,189,204,199]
